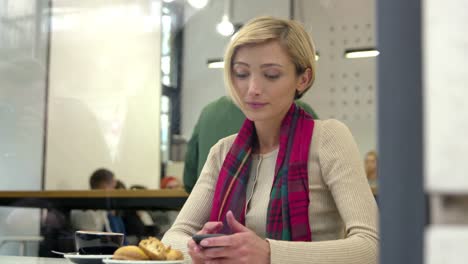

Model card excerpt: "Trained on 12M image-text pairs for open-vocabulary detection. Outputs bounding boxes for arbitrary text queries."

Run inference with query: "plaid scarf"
[209,103,314,241]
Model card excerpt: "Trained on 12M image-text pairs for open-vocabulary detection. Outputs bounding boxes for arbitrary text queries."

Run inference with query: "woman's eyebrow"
[233,62,283,68]
[233,61,250,67]
[260,63,283,68]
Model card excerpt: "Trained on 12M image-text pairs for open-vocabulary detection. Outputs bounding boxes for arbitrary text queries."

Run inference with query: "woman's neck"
[254,120,281,154]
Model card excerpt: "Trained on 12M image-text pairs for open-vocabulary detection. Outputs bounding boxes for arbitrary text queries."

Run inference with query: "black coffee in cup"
[75,231,124,255]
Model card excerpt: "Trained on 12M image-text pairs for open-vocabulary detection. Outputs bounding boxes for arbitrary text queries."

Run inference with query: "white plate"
[64,254,113,264]
[103,259,184,264]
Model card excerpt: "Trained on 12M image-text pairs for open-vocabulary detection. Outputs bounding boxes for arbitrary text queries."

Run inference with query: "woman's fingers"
[187,238,197,249]
[200,234,234,248]
[206,259,239,264]
[203,246,232,259]
[188,239,206,263]
[200,221,224,234]
[226,210,249,233]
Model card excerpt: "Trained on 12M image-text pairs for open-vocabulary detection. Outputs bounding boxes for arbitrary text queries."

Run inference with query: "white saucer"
[64,254,113,264]
[103,259,184,264]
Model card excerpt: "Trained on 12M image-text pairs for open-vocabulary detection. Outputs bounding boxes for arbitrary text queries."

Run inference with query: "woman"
[365,150,378,189]
[162,16,378,264]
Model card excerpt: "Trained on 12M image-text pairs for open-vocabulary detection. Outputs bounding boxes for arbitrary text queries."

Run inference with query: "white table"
[0,256,67,264]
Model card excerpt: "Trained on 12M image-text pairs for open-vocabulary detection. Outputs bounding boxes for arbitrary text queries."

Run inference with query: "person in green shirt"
[183,95,318,193]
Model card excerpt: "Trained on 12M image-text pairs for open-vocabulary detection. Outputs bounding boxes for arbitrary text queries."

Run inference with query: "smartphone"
[192,233,225,246]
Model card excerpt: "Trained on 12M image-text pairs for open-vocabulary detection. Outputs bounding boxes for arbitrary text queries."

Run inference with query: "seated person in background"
[89,168,117,190]
[149,177,182,237]
[128,185,159,227]
[183,96,318,193]
[162,16,378,263]
[365,150,378,189]
[116,183,159,244]
[161,176,182,190]
[70,168,126,237]
[115,179,126,190]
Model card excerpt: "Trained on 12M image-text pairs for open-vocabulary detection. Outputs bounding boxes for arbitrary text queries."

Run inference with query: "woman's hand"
[188,221,224,264]
[200,211,271,264]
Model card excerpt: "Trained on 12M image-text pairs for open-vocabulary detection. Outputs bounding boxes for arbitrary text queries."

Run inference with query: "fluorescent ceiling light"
[207,59,224,69]
[345,48,380,59]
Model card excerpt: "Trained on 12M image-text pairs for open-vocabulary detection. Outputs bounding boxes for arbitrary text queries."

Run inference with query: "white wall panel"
[424,0,468,193]
[45,0,162,190]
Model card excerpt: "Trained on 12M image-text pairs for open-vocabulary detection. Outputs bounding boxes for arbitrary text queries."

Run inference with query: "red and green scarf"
[209,103,314,241]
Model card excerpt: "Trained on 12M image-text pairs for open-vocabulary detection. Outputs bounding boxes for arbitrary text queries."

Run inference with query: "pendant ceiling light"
[216,0,234,36]
[188,0,209,9]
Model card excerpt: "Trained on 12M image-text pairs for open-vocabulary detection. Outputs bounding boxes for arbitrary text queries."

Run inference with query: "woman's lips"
[246,102,268,109]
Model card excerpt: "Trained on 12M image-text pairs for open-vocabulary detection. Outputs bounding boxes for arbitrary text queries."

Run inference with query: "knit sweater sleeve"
[267,119,379,264]
[162,135,233,262]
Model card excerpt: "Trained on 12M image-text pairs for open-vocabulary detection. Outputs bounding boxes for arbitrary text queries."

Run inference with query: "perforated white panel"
[295,0,377,155]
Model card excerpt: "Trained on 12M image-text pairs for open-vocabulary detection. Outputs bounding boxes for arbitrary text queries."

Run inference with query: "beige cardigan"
[162,119,379,264]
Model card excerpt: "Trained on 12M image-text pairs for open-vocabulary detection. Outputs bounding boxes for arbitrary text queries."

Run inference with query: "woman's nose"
[247,76,262,96]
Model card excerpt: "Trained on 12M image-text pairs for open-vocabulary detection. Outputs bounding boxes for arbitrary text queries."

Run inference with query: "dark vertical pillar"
[377,0,426,264]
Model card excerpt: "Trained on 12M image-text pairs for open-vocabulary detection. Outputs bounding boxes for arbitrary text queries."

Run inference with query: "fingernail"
[200,240,209,247]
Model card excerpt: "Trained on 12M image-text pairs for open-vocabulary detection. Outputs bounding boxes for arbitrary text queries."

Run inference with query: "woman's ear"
[297,68,312,94]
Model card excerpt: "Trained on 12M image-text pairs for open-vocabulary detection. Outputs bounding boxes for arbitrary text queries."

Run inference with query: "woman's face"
[231,40,310,123]
[365,154,377,174]
[166,179,181,189]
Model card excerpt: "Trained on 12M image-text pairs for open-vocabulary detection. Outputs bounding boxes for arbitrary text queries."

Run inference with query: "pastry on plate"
[138,237,167,260]
[112,237,184,261]
[112,245,149,260]
[166,247,184,260]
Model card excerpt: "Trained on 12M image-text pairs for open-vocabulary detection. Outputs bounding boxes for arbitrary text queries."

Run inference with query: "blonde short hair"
[224,16,317,106]
[366,150,378,160]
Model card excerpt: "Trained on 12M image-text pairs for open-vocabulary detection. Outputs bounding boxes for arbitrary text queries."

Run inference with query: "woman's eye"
[234,72,249,79]
[265,74,280,80]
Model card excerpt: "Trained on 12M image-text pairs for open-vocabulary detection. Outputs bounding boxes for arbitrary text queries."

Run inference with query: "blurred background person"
[89,168,117,190]
[116,183,159,244]
[149,177,182,237]
[365,150,378,189]
[115,179,126,190]
[161,176,182,190]
[70,168,126,237]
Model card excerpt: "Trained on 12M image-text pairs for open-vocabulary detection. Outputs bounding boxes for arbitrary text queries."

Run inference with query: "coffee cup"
[75,230,124,255]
